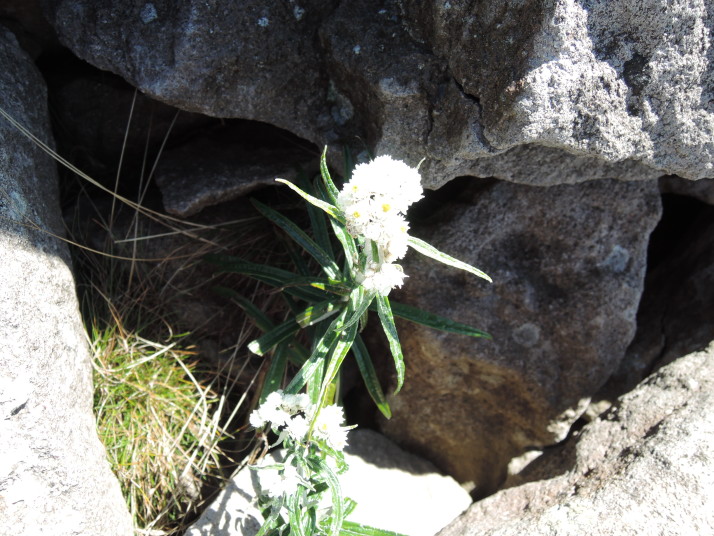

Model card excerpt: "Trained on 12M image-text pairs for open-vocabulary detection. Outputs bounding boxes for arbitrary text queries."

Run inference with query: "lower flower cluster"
[250,390,350,453]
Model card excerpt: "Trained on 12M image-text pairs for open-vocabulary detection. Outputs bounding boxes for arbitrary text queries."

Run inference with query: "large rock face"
[39,0,714,187]
[381,178,661,494]
[0,28,133,536]
[439,342,714,536]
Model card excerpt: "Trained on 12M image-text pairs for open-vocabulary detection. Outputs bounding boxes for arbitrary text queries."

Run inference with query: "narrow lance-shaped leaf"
[205,254,331,302]
[408,235,492,282]
[248,318,300,356]
[254,493,286,536]
[285,307,349,394]
[251,198,340,279]
[316,316,358,410]
[352,335,391,419]
[341,287,375,330]
[276,178,345,223]
[389,300,491,339]
[296,300,341,328]
[259,343,289,403]
[375,295,405,394]
[212,286,310,363]
[312,457,344,536]
[317,179,357,273]
[320,146,340,204]
[287,489,307,536]
[340,520,409,536]
[301,172,335,259]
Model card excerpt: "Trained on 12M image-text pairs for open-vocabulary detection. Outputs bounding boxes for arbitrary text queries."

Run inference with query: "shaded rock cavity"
[378,177,661,496]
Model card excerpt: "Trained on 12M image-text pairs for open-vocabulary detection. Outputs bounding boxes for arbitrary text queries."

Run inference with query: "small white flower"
[358,262,407,296]
[312,405,350,451]
[258,463,302,498]
[337,156,422,295]
[249,390,313,442]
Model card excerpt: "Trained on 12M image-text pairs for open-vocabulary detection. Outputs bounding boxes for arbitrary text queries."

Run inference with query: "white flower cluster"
[337,156,423,295]
[249,390,350,451]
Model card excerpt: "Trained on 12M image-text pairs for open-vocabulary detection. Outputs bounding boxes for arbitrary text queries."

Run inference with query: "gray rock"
[380,178,661,495]
[154,132,317,217]
[39,0,714,187]
[185,429,471,536]
[439,341,714,536]
[400,0,714,185]
[39,0,337,144]
[0,28,133,536]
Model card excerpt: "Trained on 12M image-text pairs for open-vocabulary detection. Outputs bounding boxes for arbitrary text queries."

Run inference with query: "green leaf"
[312,457,343,536]
[407,235,492,282]
[211,286,274,332]
[205,255,330,302]
[276,178,344,223]
[389,301,492,339]
[251,198,340,279]
[296,300,342,328]
[352,335,391,419]
[285,308,350,394]
[375,295,405,394]
[340,520,409,536]
[212,287,310,363]
[320,146,341,204]
[316,315,358,409]
[300,172,335,259]
[342,287,375,330]
[255,494,285,536]
[342,145,355,181]
[260,343,289,403]
[248,318,300,356]
[287,490,306,536]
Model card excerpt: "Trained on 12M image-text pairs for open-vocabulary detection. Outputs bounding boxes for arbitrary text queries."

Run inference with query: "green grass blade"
[352,335,391,419]
[340,520,409,536]
[320,146,340,203]
[260,343,289,403]
[407,236,492,282]
[375,296,405,394]
[276,178,344,223]
[389,301,492,339]
[251,198,340,279]
[248,318,300,356]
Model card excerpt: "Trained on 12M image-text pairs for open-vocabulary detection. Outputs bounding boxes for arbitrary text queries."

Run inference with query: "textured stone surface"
[439,342,714,536]
[380,178,661,495]
[186,429,471,536]
[154,129,317,217]
[40,0,714,187]
[0,28,133,536]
